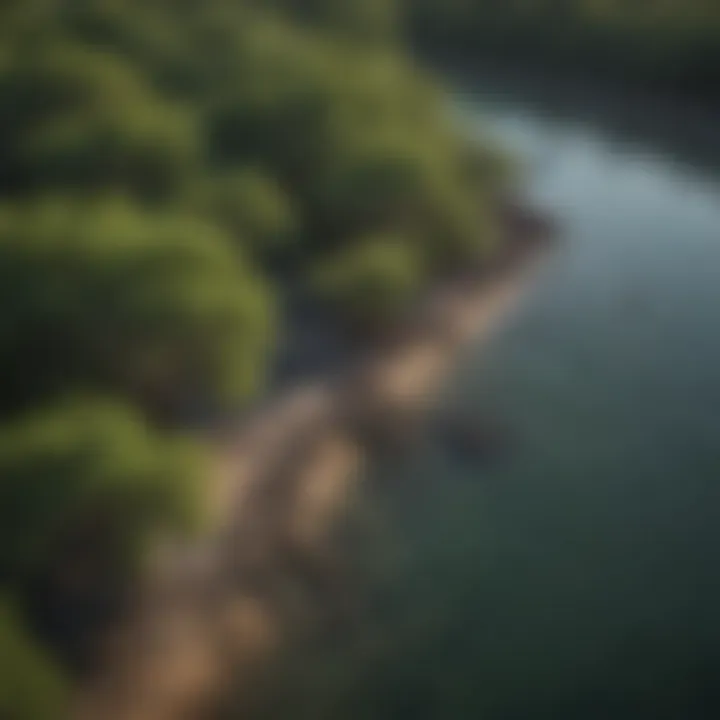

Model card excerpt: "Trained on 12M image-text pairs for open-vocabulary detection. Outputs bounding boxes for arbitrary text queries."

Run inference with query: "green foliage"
[270,0,399,41]
[0,399,206,586]
[0,0,508,697]
[421,167,500,267]
[0,198,273,415]
[0,43,200,199]
[311,236,422,327]
[308,121,499,264]
[193,169,299,255]
[0,600,69,720]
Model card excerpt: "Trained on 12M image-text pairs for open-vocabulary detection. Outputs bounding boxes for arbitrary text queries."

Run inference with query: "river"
[253,70,720,720]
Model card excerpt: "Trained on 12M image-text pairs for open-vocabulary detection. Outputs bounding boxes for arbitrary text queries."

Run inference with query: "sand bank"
[76,240,549,720]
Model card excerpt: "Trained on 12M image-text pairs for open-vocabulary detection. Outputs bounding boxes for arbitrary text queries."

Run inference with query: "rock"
[500,198,559,245]
[440,415,511,463]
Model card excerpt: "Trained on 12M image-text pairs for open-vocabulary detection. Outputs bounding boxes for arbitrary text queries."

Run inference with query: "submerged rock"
[440,414,512,463]
[501,199,558,244]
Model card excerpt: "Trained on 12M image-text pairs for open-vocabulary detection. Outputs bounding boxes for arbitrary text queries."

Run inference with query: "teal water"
[257,75,720,720]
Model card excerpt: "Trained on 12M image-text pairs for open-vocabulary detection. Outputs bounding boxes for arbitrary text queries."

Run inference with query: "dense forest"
[0,1,508,716]
[8,2,714,715]
[406,0,720,99]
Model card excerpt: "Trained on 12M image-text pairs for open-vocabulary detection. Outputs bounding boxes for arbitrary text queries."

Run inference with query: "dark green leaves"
[0,199,273,416]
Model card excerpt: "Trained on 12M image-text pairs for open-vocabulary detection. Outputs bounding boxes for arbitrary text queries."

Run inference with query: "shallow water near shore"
[248,70,720,720]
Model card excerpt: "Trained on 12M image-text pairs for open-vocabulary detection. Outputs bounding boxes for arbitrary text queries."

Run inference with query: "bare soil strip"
[76,245,548,720]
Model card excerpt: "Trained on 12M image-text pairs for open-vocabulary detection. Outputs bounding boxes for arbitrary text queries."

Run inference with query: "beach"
[76,236,548,720]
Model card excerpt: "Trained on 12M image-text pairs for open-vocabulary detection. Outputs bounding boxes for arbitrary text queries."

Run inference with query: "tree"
[0,599,69,720]
[310,235,422,329]
[193,169,299,256]
[0,398,206,589]
[0,0,512,699]
[0,43,200,200]
[0,198,274,417]
[271,0,399,40]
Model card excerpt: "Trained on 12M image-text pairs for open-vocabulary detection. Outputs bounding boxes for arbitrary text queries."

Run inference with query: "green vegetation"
[0,399,205,589]
[0,600,69,720]
[312,235,422,329]
[0,0,505,711]
[406,0,720,98]
[0,198,272,417]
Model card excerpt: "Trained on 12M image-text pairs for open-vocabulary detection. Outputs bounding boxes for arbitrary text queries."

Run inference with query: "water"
[258,73,720,720]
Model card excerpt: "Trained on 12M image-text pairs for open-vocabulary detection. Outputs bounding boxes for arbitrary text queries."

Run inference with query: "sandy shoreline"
[76,242,549,720]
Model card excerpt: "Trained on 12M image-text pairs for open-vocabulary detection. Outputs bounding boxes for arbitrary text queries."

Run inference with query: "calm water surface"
[260,73,720,720]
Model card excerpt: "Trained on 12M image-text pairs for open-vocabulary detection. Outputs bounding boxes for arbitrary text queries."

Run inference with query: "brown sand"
[75,249,546,720]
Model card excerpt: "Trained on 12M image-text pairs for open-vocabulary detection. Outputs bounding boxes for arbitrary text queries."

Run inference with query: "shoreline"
[76,232,552,720]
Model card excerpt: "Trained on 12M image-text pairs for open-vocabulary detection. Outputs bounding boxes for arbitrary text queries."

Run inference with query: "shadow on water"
[445,61,720,182]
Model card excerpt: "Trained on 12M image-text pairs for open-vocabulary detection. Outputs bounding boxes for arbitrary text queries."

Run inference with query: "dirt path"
[75,251,545,720]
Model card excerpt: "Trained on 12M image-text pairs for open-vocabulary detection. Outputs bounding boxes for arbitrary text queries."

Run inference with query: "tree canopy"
[0,0,507,711]
[311,235,423,329]
[0,198,273,417]
[0,600,68,720]
[0,398,206,589]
